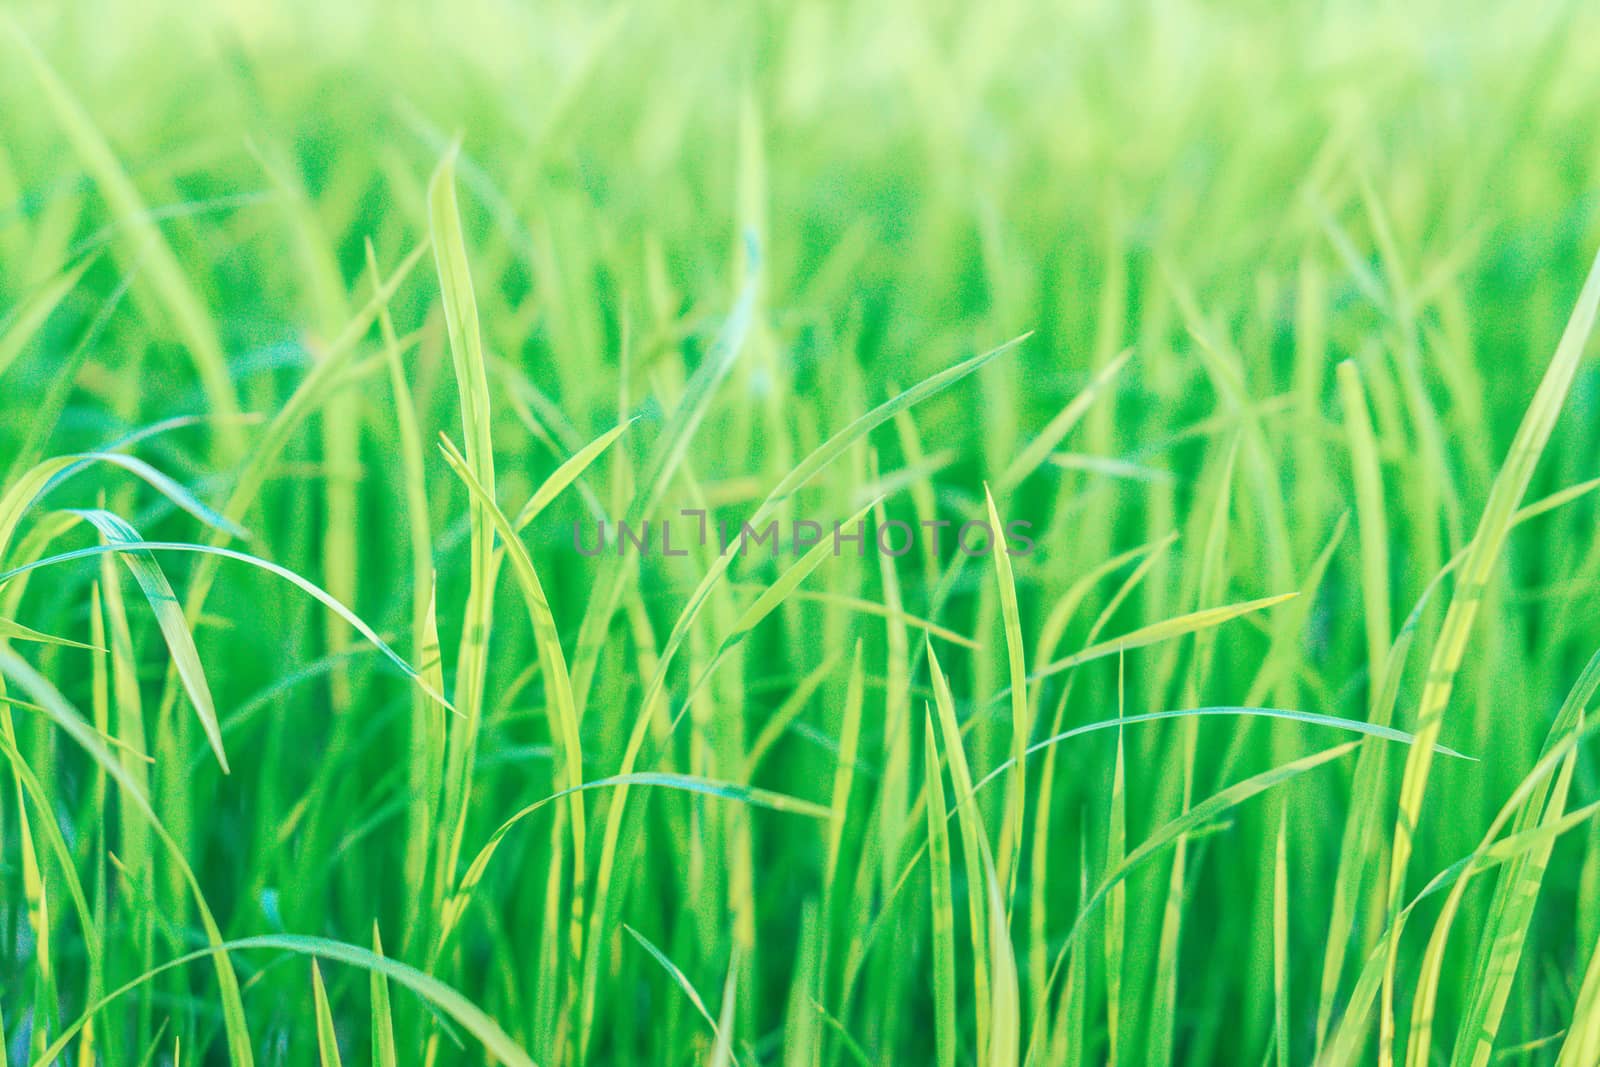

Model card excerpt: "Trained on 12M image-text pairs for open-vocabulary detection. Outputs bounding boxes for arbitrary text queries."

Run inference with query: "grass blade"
[370,925,397,1067]
[925,711,959,1067]
[74,510,227,772]
[313,962,345,1067]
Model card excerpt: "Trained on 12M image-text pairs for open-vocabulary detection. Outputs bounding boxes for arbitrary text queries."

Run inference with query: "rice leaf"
[312,962,344,1067]
[73,509,228,773]
[370,925,397,1067]
[1383,242,1600,1060]
[924,711,958,1067]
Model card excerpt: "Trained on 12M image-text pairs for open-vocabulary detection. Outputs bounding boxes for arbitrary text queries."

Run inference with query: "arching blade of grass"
[73,509,228,772]
[313,962,345,1067]
[730,586,978,649]
[0,450,248,564]
[0,616,98,649]
[0,537,452,712]
[624,926,723,1052]
[34,935,540,1067]
[970,707,1465,798]
[1013,591,1298,694]
[1383,242,1600,1058]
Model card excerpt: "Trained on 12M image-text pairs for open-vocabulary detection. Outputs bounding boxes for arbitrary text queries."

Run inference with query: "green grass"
[4,1,1600,1064]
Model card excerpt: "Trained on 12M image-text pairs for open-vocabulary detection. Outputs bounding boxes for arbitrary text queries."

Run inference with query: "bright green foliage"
[4,2,1600,1065]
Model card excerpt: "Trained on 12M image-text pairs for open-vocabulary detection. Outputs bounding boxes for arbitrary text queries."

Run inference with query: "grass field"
[5,1,1600,1064]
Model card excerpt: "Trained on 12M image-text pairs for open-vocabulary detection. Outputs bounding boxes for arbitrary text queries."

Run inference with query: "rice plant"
[4,1,1600,1064]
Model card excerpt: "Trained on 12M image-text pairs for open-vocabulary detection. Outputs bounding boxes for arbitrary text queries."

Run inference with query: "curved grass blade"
[511,417,635,533]
[0,538,453,713]
[1,451,247,565]
[73,509,227,772]
[1010,591,1298,696]
[0,616,98,650]
[32,934,539,1067]
[623,926,734,1066]
[727,586,978,649]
